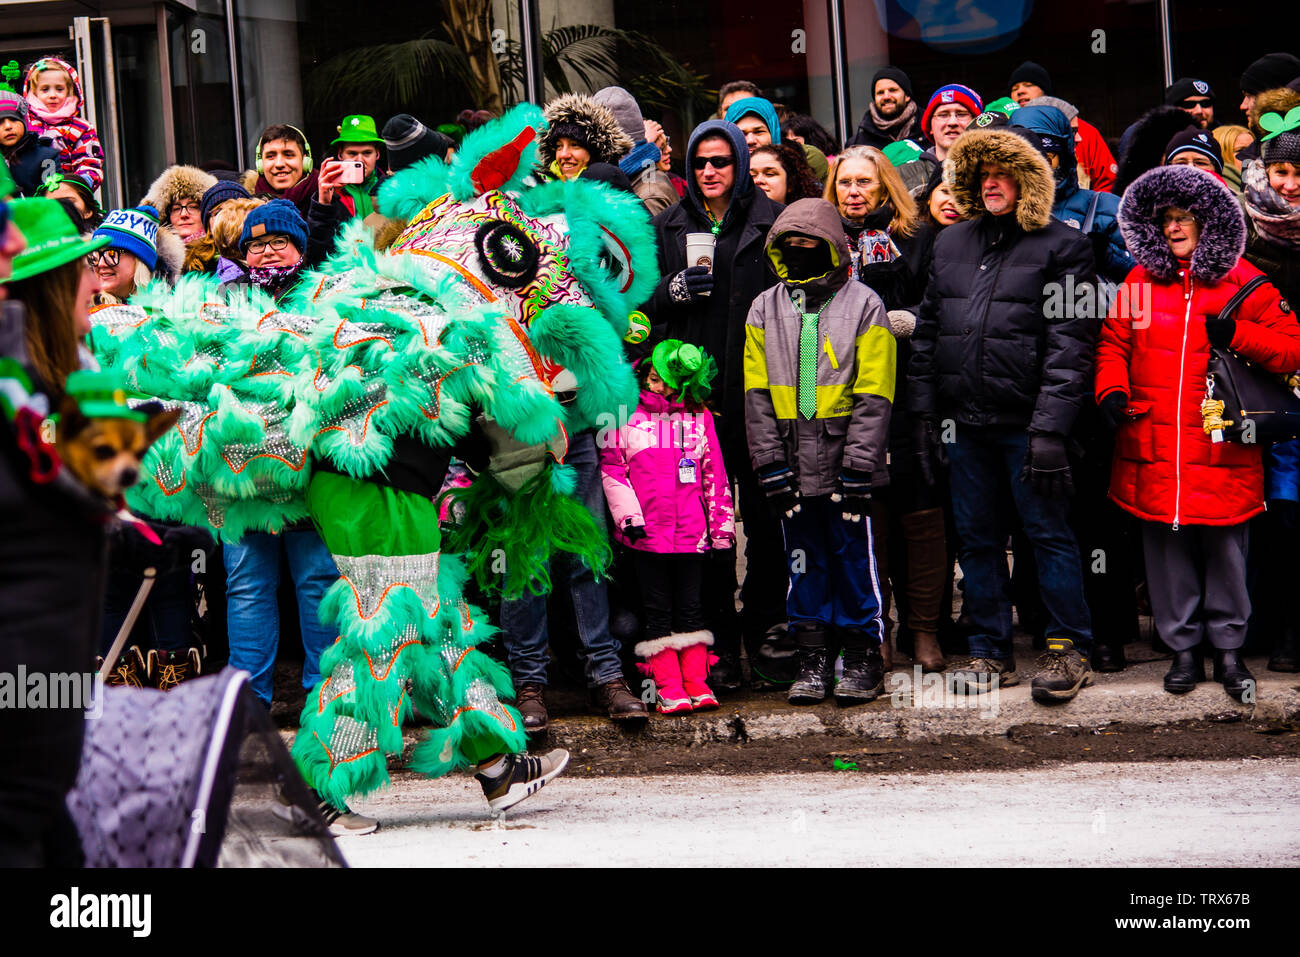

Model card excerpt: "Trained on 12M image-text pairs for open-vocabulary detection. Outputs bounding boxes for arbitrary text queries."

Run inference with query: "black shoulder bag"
[1204,275,1300,443]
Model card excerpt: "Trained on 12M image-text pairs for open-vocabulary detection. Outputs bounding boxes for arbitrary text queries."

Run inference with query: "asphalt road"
[336,759,1300,867]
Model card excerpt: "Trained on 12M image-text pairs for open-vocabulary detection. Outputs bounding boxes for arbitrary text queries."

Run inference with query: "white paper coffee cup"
[685,232,716,296]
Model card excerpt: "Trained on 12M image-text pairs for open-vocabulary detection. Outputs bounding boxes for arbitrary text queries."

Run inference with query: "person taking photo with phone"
[307,114,389,264]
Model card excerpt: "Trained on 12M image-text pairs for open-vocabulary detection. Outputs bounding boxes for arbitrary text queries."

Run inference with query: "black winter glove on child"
[757,462,801,518]
[831,467,873,523]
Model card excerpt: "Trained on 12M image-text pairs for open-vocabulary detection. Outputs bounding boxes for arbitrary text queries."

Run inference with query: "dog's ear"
[55,394,91,443]
[144,406,181,446]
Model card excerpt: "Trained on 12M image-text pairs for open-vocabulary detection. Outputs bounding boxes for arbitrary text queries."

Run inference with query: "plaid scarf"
[1244,159,1300,247]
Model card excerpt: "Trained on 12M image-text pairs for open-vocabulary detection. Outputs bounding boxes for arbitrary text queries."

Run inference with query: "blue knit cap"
[93,204,160,270]
[239,198,307,253]
[200,179,251,229]
[724,97,782,145]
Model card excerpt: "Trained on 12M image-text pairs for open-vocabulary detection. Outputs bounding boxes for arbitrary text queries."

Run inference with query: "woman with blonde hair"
[1213,125,1255,194]
[822,144,946,674]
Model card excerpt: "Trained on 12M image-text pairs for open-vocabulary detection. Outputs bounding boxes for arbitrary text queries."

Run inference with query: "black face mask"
[780,241,833,282]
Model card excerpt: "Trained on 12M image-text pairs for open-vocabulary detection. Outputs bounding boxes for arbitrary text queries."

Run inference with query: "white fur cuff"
[886,309,917,339]
[635,629,714,658]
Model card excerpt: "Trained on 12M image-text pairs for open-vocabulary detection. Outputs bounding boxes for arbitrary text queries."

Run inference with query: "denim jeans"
[499,430,624,688]
[946,425,1092,658]
[223,529,339,706]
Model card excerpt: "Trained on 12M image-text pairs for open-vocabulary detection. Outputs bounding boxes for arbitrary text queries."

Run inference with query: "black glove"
[1098,391,1129,431]
[911,418,948,487]
[1269,499,1298,532]
[1205,317,1236,350]
[756,462,801,518]
[668,266,714,304]
[1021,432,1074,498]
[831,467,872,523]
[623,519,648,543]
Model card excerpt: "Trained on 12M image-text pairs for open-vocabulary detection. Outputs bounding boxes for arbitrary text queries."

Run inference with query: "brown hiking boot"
[912,631,945,672]
[590,677,648,723]
[100,646,147,688]
[149,648,202,691]
[515,683,548,733]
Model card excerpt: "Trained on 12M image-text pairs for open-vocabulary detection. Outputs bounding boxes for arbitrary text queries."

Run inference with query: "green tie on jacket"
[798,306,819,420]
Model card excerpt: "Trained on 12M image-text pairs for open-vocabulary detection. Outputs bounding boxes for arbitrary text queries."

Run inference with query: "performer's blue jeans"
[946,425,1092,659]
[223,529,339,707]
[500,430,625,688]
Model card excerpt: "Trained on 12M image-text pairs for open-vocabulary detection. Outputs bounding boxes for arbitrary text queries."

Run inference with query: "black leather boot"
[1163,648,1203,694]
[1213,649,1255,701]
[787,625,830,705]
[1091,643,1127,673]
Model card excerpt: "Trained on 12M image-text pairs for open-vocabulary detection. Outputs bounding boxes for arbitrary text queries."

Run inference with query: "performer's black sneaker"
[476,749,569,814]
[274,788,378,836]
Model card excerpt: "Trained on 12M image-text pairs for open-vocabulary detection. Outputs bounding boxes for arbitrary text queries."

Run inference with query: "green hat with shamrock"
[331,114,382,146]
[1259,108,1300,166]
[1,197,108,285]
[650,339,717,405]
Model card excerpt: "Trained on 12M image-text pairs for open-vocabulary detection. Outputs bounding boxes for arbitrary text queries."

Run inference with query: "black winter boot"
[787,626,831,704]
[835,631,885,706]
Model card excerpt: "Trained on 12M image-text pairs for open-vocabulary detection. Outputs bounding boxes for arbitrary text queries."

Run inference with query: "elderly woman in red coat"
[1095,164,1300,700]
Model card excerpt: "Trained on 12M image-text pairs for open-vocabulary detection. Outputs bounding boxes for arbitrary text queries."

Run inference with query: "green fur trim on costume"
[526,304,638,434]
[441,464,612,598]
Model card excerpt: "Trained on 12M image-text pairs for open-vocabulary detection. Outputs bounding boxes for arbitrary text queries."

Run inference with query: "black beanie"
[383,113,451,171]
[1164,77,1214,105]
[872,67,913,100]
[1164,126,1223,173]
[579,162,633,192]
[200,180,250,229]
[1008,61,1053,96]
[546,122,594,156]
[1240,53,1300,95]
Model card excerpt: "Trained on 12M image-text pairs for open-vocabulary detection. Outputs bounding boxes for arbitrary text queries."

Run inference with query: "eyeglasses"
[1178,99,1213,109]
[691,155,733,170]
[245,235,291,255]
[87,248,121,267]
[171,202,201,217]
[1162,211,1197,227]
[837,178,876,190]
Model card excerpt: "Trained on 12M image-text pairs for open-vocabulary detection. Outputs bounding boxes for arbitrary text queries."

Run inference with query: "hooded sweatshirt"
[1011,104,1134,282]
[23,57,103,192]
[743,198,895,494]
[649,120,783,456]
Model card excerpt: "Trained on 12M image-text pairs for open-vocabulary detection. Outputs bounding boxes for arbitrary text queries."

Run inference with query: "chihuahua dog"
[54,397,180,503]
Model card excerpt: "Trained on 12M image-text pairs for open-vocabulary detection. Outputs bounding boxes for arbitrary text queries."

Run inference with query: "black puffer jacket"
[909,128,1097,435]
[649,120,783,456]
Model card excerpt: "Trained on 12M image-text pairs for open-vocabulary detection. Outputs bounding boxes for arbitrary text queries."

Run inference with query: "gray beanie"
[593,86,646,145]
[1025,95,1079,122]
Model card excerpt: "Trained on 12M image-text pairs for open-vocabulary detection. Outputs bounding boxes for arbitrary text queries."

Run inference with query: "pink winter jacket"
[599,390,735,554]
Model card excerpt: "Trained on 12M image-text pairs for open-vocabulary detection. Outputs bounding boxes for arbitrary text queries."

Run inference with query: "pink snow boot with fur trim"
[641,648,692,714]
[679,639,719,711]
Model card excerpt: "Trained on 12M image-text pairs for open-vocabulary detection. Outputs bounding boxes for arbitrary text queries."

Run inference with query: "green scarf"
[342,173,377,219]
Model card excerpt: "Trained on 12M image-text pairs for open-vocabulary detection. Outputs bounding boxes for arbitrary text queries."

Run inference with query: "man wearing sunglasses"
[1164,78,1217,130]
[648,118,786,692]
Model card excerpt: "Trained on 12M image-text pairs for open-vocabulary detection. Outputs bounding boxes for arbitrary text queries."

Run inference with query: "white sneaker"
[475,749,570,813]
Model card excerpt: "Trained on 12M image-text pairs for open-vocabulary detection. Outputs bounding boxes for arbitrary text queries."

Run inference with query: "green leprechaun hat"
[63,369,149,421]
[2,197,108,284]
[332,114,382,146]
[651,339,717,405]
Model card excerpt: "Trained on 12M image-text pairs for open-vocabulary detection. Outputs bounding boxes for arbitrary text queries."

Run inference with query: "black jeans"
[634,551,706,641]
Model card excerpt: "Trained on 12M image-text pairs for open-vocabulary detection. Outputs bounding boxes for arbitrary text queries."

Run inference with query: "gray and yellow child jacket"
[743,198,896,496]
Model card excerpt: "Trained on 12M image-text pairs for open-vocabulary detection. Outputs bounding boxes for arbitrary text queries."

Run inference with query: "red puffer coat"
[1095,259,1300,526]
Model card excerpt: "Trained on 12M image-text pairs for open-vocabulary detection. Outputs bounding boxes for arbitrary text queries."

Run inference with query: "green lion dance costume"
[87,105,657,810]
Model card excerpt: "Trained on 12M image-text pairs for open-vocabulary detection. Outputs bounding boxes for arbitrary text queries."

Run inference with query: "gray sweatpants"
[1141,522,1250,651]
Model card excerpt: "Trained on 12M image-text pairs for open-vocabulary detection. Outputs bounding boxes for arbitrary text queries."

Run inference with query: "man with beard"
[850,68,926,149]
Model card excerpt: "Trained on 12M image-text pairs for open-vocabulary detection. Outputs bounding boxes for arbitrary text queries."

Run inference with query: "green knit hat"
[63,369,148,421]
[1,197,107,284]
[650,339,716,404]
[331,114,382,146]
[985,97,1021,117]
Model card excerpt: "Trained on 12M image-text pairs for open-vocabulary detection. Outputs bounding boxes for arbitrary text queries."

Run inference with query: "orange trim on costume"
[317,399,388,446]
[152,472,186,496]
[450,705,518,734]
[312,731,379,769]
[332,322,393,351]
[400,249,497,302]
[363,638,420,681]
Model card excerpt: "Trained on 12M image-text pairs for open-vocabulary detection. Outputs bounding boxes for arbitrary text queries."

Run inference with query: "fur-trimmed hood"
[945,128,1056,231]
[1115,106,1196,196]
[1118,164,1245,282]
[538,94,634,169]
[1250,86,1300,139]
[141,164,218,217]
[154,223,187,282]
